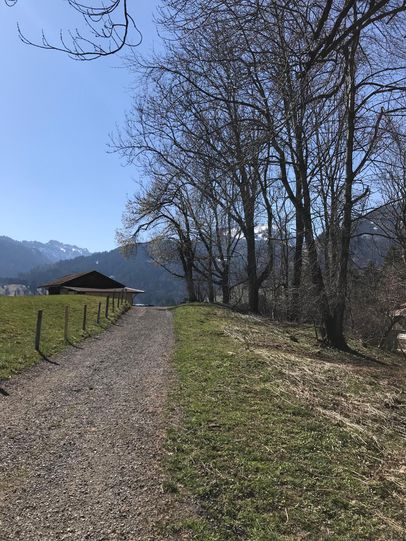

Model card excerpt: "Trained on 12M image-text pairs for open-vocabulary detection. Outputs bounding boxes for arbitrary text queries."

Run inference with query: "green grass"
[0,295,129,380]
[166,305,406,540]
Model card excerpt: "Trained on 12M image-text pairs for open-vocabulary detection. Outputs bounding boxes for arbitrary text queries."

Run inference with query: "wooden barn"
[38,271,143,305]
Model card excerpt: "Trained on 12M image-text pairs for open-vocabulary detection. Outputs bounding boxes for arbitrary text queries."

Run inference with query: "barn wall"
[48,287,61,295]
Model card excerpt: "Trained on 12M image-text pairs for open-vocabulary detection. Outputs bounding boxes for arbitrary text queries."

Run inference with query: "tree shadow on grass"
[345,346,395,367]
[309,341,402,369]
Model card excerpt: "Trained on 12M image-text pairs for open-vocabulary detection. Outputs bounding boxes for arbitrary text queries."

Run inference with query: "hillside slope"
[168,305,405,540]
[0,236,50,276]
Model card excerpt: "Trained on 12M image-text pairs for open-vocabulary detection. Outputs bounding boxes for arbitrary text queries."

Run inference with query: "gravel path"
[0,307,180,541]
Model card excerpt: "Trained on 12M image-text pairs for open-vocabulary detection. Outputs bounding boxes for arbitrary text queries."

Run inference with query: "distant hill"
[13,244,186,306]
[0,236,90,276]
[0,236,47,276]
[350,208,395,267]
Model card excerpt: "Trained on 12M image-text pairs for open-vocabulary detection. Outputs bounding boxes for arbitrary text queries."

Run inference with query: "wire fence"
[34,294,130,353]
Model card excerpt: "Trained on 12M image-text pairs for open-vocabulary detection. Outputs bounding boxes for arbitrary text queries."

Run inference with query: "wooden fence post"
[105,296,110,319]
[35,310,43,352]
[64,306,69,342]
[82,304,87,332]
[112,293,115,312]
[97,302,101,324]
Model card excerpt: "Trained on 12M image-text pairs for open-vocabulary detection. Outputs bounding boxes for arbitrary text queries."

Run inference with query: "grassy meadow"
[0,295,128,380]
[167,305,406,540]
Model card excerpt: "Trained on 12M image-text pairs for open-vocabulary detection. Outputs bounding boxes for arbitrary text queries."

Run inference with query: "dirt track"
[0,307,178,541]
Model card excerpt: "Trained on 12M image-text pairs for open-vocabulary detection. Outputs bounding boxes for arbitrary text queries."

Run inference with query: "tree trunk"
[185,267,197,302]
[324,310,348,350]
[207,251,215,303]
[222,283,230,304]
[221,265,231,304]
[301,185,334,342]
[183,252,197,302]
[288,208,304,321]
[207,273,215,303]
[326,28,360,350]
[246,225,259,312]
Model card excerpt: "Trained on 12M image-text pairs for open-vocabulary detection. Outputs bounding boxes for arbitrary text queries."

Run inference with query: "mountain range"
[0,236,90,276]
[0,239,186,306]
[21,239,90,263]
[0,210,396,304]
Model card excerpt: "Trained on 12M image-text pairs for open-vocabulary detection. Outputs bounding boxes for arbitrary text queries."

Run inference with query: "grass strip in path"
[166,305,405,541]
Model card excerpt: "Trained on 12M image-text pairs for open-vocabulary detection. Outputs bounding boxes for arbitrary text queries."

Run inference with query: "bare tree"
[115,0,406,347]
[115,38,277,312]
[5,0,140,59]
[118,168,200,302]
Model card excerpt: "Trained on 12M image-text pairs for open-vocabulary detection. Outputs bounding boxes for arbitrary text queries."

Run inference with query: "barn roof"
[62,286,144,294]
[39,271,91,288]
[38,270,125,289]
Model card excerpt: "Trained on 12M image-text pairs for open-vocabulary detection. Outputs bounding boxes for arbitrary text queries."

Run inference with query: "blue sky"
[0,1,160,252]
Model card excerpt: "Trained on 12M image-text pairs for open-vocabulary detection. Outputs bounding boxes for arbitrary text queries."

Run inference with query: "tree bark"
[246,224,259,312]
[185,264,197,302]
[289,205,304,321]
[325,28,360,349]
[221,264,231,304]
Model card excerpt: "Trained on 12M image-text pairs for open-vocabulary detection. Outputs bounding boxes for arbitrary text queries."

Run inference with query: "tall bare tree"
[116,0,406,347]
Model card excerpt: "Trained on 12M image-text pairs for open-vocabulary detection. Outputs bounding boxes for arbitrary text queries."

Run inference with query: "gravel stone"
[0,307,180,540]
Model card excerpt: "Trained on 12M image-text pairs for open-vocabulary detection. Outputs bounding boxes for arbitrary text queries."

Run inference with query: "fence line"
[33,298,130,353]
[82,304,87,332]
[34,310,43,352]
[64,306,69,342]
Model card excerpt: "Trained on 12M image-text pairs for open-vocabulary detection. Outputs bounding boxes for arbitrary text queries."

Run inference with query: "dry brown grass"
[224,312,406,503]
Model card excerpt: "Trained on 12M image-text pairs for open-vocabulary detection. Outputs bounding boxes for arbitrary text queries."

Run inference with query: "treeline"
[115,0,406,349]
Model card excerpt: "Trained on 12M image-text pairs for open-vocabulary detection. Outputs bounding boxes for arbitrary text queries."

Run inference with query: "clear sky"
[0,0,160,253]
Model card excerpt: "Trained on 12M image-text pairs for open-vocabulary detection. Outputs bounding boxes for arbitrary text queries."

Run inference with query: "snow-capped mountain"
[231,224,293,243]
[254,224,271,241]
[0,236,91,277]
[21,239,90,263]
